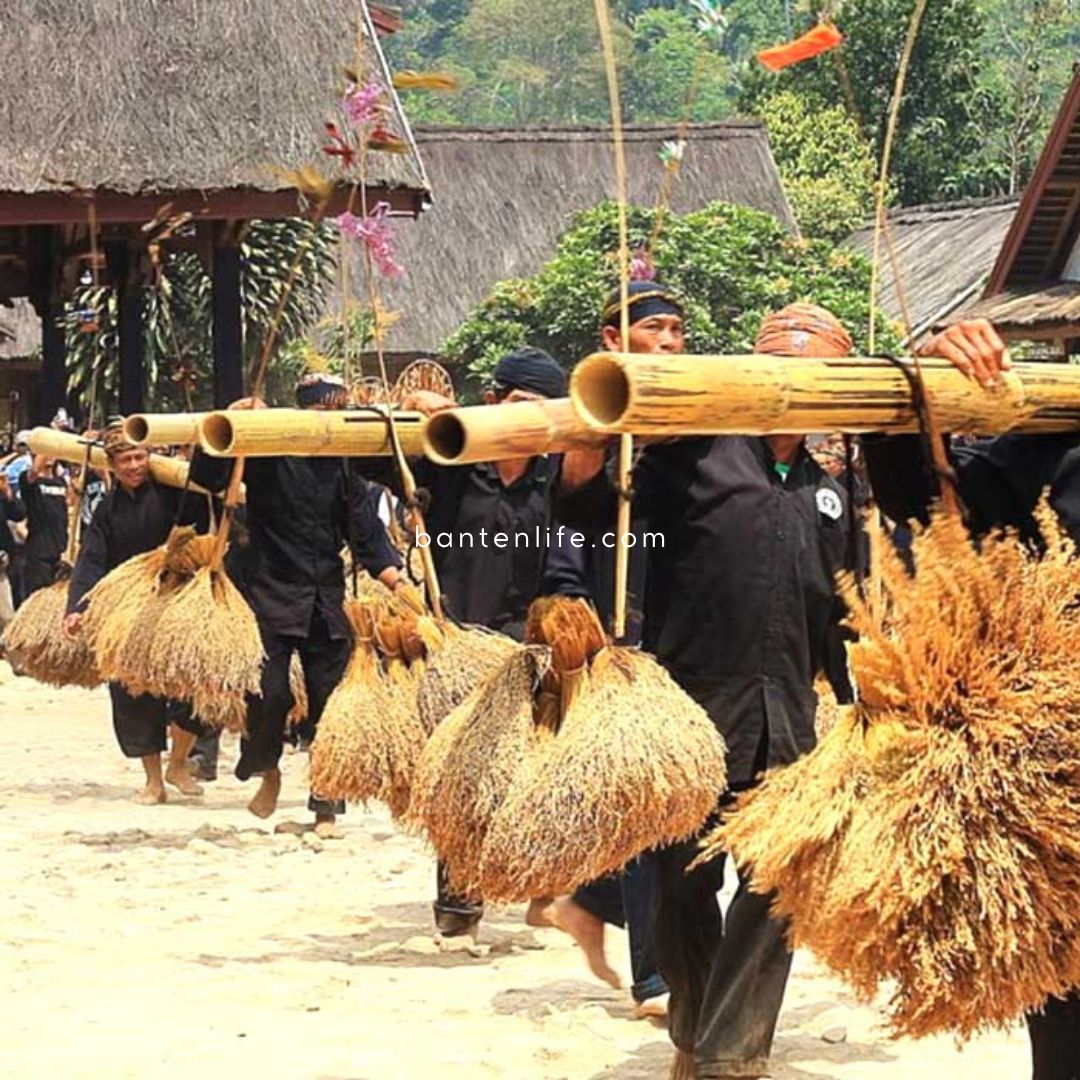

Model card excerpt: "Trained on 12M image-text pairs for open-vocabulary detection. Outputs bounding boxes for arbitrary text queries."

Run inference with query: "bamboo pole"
[123,413,206,447]
[423,398,609,466]
[570,352,1080,436]
[198,408,427,458]
[26,428,212,494]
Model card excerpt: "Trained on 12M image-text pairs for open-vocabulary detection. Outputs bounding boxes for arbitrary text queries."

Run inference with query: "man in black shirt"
[19,454,68,597]
[64,420,208,805]
[404,347,568,937]
[0,471,25,629]
[207,374,403,834]
[862,323,1080,1080]
[557,295,865,1078]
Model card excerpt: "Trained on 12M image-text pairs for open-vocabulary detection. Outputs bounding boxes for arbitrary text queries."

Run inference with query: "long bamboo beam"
[25,427,213,493]
[124,413,206,447]
[422,398,609,466]
[570,352,1080,436]
[198,408,426,458]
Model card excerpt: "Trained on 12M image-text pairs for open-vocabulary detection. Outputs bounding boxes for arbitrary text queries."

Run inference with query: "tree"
[623,9,735,122]
[444,200,898,389]
[739,0,1003,205]
[757,90,877,241]
[64,219,338,415]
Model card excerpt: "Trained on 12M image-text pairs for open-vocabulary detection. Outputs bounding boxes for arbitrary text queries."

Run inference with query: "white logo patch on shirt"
[815,488,843,521]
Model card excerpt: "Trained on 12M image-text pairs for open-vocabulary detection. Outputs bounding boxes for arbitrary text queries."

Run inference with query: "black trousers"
[434,861,483,929]
[573,858,667,1003]
[650,832,791,1078]
[108,683,202,759]
[1029,992,1080,1080]
[236,610,349,815]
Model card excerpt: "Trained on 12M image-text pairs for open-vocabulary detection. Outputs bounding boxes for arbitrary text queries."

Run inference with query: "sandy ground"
[0,664,1032,1080]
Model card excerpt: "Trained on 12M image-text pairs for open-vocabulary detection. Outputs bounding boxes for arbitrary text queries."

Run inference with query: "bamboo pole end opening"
[423,412,468,466]
[571,353,630,429]
[123,416,151,446]
[201,414,236,456]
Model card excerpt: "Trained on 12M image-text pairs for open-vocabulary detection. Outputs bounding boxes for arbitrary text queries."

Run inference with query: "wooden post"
[27,225,66,425]
[210,221,244,408]
[105,236,145,415]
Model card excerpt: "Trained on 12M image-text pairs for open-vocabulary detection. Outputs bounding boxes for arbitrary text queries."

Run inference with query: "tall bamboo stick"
[570,352,1080,436]
[198,408,426,458]
[124,413,206,447]
[25,428,212,493]
[423,398,608,466]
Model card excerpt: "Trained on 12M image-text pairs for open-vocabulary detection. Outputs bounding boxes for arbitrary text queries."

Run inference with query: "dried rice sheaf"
[709,506,1080,1041]
[408,645,549,894]
[309,595,433,819]
[83,527,263,727]
[1,578,100,689]
[479,646,727,902]
[411,597,726,902]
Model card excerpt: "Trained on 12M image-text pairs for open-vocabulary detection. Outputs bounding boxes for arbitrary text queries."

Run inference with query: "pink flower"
[630,247,656,282]
[342,80,385,128]
[335,203,404,278]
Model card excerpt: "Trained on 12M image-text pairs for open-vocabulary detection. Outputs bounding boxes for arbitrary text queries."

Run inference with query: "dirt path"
[0,664,1029,1079]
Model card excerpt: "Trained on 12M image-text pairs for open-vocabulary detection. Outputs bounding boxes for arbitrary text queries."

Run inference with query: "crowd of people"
[5,280,1077,1080]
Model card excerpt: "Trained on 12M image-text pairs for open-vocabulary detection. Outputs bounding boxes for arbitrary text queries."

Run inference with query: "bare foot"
[248,768,281,819]
[313,815,344,840]
[634,992,670,1021]
[550,896,621,989]
[165,766,204,797]
[133,784,166,806]
[525,897,556,928]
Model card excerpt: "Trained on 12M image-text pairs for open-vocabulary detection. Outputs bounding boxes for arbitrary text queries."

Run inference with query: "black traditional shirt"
[68,480,207,613]
[865,432,1080,538]
[196,455,401,640]
[557,435,852,783]
[19,469,68,574]
[416,456,557,640]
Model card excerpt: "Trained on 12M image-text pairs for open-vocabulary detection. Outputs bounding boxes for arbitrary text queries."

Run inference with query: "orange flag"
[757,22,843,71]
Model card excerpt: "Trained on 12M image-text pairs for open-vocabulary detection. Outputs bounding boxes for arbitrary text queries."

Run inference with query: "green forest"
[387,0,1080,227]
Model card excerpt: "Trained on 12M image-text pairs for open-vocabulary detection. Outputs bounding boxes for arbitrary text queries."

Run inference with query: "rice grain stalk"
[1,579,101,689]
[82,547,168,682]
[408,645,549,895]
[149,560,264,727]
[286,653,308,729]
[415,623,516,734]
[479,646,728,902]
[708,505,1080,1041]
[309,597,427,818]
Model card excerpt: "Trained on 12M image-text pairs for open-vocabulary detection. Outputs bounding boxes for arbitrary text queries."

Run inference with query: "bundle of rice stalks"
[479,645,727,902]
[82,526,263,727]
[415,624,516,734]
[708,506,1080,1041]
[411,596,727,902]
[408,645,550,894]
[310,596,428,818]
[1,577,100,689]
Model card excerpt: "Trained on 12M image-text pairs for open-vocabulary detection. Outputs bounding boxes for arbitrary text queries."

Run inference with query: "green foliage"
[444,200,898,384]
[757,90,877,241]
[64,220,337,415]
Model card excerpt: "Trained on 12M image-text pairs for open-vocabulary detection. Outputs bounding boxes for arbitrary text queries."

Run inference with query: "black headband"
[601,289,683,328]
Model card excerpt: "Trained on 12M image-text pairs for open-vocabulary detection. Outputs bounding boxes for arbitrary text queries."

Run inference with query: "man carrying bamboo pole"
[202,372,404,834]
[63,420,208,805]
[19,451,68,598]
[401,346,570,939]
[556,289,995,1078]
[861,328,1080,1080]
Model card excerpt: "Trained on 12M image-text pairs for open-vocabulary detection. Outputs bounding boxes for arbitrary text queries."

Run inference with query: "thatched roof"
[0,0,427,210]
[0,299,39,360]
[375,122,797,354]
[844,197,1018,342]
[955,282,1080,332]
